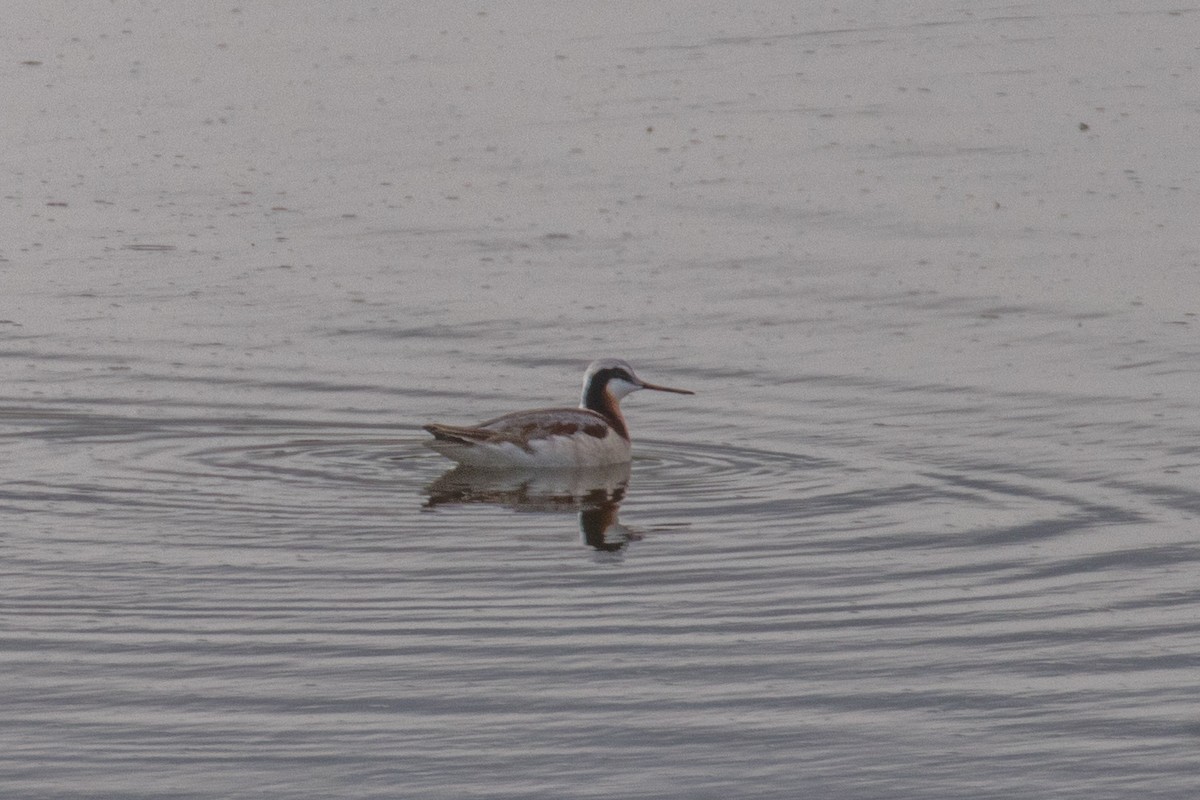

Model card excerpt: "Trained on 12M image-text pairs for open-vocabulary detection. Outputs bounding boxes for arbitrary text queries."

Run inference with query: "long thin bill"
[638,380,695,395]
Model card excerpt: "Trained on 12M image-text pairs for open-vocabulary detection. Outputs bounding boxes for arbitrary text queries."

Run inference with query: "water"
[4,2,1200,798]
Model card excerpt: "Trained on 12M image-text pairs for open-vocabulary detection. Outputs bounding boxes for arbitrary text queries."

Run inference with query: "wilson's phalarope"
[423,358,694,468]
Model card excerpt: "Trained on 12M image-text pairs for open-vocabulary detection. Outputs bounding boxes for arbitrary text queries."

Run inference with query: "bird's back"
[424,407,631,468]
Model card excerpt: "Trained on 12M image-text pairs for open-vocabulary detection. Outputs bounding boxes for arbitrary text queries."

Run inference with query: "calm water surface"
[3,2,1199,798]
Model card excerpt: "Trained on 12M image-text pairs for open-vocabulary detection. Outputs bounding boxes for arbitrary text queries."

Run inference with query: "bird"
[423,358,694,468]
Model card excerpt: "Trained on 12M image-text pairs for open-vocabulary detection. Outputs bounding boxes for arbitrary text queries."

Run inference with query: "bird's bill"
[637,380,695,395]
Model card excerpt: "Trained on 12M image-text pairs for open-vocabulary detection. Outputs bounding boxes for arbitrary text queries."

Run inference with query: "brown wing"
[423,423,498,446]
[424,408,609,451]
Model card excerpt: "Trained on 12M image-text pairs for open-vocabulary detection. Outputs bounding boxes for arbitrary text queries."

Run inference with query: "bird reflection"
[423,462,639,551]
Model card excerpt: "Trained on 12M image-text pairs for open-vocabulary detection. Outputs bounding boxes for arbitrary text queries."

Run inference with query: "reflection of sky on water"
[3,2,1199,798]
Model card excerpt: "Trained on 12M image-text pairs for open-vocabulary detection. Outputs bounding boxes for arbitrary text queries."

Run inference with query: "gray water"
[4,2,1200,798]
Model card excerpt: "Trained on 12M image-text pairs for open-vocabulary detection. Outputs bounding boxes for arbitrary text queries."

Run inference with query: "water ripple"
[4,403,1199,799]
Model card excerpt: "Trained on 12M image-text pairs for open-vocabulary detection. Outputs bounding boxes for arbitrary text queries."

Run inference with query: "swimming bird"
[423,358,693,468]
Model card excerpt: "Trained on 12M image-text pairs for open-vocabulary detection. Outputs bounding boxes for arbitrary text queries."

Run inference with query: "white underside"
[428,428,632,469]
